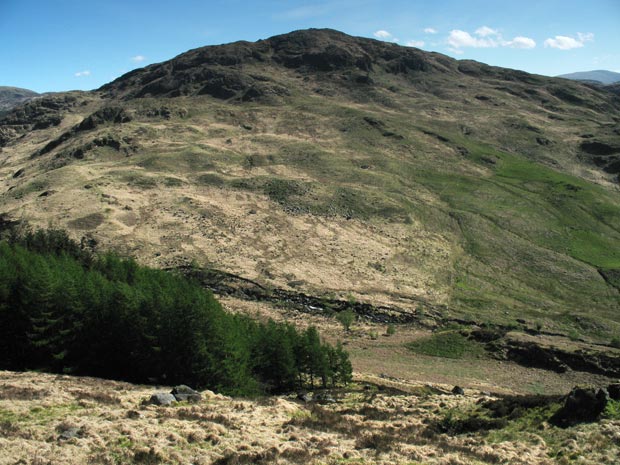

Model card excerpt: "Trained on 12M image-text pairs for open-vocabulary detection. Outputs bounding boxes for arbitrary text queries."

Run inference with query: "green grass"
[603,399,620,420]
[9,179,49,199]
[0,403,83,427]
[406,330,486,359]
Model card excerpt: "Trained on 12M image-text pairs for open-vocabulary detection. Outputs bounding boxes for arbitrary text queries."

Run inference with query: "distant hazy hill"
[557,70,620,85]
[0,86,38,113]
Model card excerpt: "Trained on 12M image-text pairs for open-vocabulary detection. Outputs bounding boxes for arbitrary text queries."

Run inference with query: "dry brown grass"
[1,370,620,465]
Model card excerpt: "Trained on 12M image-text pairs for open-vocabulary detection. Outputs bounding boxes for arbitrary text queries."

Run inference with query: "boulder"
[146,392,177,406]
[57,425,82,441]
[550,386,609,427]
[297,391,311,403]
[313,391,336,404]
[171,385,202,403]
[452,386,465,395]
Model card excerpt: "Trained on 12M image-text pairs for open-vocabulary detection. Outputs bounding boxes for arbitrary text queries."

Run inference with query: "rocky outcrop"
[581,141,620,156]
[550,386,610,427]
[176,265,439,324]
[76,106,132,131]
[579,140,620,176]
[0,94,77,146]
[34,107,132,157]
[489,334,620,377]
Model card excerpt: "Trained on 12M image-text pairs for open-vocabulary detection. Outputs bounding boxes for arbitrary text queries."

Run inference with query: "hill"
[0,86,38,114]
[557,70,620,85]
[1,28,620,343]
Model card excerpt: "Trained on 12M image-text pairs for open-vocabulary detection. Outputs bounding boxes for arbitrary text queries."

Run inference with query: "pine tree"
[335,341,353,385]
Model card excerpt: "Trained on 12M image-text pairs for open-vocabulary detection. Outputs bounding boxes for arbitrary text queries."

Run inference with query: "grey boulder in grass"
[146,392,177,406]
[172,385,202,403]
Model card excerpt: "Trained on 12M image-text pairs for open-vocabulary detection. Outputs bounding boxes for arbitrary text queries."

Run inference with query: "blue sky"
[1,0,619,93]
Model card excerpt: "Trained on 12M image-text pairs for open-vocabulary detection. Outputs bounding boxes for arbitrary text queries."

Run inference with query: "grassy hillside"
[1,29,619,341]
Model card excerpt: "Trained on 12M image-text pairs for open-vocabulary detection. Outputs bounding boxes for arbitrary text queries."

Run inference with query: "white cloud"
[131,55,146,63]
[406,40,425,47]
[577,32,594,43]
[544,32,594,50]
[448,29,497,48]
[424,27,437,34]
[374,30,392,39]
[475,26,499,37]
[74,70,91,77]
[447,27,536,51]
[507,36,536,49]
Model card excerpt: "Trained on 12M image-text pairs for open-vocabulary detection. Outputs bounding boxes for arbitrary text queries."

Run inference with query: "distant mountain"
[0,86,39,114]
[557,70,620,85]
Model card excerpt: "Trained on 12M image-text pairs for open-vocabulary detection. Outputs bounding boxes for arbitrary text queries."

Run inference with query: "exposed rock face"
[550,386,609,427]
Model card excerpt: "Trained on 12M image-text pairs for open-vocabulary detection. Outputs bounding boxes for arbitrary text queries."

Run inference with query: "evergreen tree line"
[0,228,352,395]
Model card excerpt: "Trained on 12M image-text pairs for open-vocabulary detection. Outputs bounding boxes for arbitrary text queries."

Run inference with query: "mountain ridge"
[0,86,39,114]
[558,69,620,85]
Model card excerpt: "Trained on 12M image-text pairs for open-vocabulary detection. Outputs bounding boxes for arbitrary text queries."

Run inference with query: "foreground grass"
[2,369,620,465]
